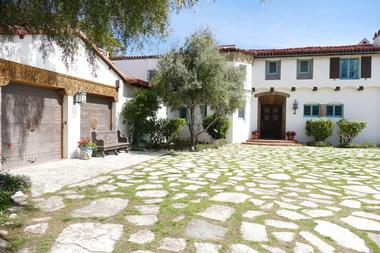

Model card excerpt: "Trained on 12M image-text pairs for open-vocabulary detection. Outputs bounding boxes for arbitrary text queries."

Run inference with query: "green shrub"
[0,174,31,211]
[305,119,334,142]
[122,89,160,148]
[202,114,230,139]
[169,139,192,151]
[161,118,186,143]
[339,142,376,149]
[337,119,367,146]
[196,139,227,151]
[306,141,332,147]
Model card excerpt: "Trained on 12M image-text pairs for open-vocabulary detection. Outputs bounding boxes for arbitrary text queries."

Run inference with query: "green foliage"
[339,142,376,149]
[305,119,334,142]
[149,118,186,146]
[0,0,197,66]
[337,119,367,146]
[196,139,227,151]
[0,174,31,211]
[202,114,230,139]
[122,89,160,148]
[154,29,244,147]
[306,141,332,147]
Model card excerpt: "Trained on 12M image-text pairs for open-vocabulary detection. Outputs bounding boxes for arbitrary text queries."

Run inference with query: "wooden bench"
[91,130,129,157]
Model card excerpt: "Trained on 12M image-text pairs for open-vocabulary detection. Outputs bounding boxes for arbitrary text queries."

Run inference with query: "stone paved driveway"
[6,145,380,252]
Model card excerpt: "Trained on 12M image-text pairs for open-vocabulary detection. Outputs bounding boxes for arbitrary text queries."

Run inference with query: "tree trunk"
[188,106,197,150]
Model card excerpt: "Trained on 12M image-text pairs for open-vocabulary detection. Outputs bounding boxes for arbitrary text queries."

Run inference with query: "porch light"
[75,90,87,104]
[293,100,298,115]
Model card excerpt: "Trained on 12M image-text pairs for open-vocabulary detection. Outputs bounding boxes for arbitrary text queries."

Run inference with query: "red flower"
[6,143,12,149]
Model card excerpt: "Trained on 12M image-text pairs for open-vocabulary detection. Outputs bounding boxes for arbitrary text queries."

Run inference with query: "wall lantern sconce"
[293,100,298,115]
[75,89,87,104]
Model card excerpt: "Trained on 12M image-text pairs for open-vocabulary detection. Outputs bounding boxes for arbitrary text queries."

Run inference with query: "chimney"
[373,29,380,46]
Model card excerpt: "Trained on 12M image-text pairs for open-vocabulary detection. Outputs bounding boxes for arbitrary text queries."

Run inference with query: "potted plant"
[78,138,97,160]
[0,143,12,165]
[252,130,261,139]
[286,131,296,141]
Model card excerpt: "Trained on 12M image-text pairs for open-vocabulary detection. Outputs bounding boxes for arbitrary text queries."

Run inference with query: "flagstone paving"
[4,144,380,252]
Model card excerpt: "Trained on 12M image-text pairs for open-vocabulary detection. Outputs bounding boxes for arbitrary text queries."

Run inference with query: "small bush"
[305,119,334,142]
[196,139,227,151]
[339,142,376,149]
[337,119,367,146]
[161,118,186,143]
[0,174,31,211]
[306,141,332,147]
[169,139,193,151]
[203,114,230,140]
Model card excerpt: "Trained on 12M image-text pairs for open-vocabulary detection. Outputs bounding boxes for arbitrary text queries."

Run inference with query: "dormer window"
[265,61,281,80]
[297,59,313,79]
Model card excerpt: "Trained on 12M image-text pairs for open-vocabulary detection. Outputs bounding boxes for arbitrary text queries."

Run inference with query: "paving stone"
[72,198,128,218]
[194,242,221,253]
[276,210,309,220]
[230,244,259,253]
[352,211,380,221]
[50,222,123,253]
[172,214,186,222]
[96,184,118,192]
[340,199,361,208]
[135,205,160,215]
[136,190,168,198]
[128,230,155,244]
[299,231,335,253]
[261,244,286,253]
[210,192,251,203]
[302,209,333,218]
[36,196,64,212]
[343,186,379,194]
[242,210,266,219]
[294,242,314,253]
[272,232,294,242]
[65,194,85,199]
[125,215,158,226]
[0,238,9,250]
[264,219,299,229]
[197,204,235,222]
[241,222,268,242]
[341,215,380,231]
[268,173,291,180]
[185,219,227,241]
[314,220,369,253]
[24,222,48,234]
[159,237,186,252]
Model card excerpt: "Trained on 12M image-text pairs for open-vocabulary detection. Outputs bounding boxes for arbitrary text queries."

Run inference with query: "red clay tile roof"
[111,55,161,60]
[220,44,380,57]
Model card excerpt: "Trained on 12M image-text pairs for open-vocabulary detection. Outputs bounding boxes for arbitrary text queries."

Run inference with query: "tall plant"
[122,89,160,148]
[154,29,245,148]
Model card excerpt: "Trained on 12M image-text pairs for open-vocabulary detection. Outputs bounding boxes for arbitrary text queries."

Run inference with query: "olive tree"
[154,29,245,148]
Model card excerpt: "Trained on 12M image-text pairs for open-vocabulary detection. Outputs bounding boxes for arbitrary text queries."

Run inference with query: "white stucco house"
[0,26,149,168]
[112,30,380,145]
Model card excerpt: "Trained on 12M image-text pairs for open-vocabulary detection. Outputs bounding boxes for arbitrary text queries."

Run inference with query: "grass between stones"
[1,144,380,252]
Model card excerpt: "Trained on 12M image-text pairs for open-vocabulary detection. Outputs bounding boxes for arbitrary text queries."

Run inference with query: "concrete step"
[243,139,303,146]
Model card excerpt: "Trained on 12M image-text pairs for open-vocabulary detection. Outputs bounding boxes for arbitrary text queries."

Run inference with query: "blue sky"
[129,0,379,55]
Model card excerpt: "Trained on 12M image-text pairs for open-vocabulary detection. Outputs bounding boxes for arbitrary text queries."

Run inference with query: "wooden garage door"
[80,95,112,138]
[1,84,62,168]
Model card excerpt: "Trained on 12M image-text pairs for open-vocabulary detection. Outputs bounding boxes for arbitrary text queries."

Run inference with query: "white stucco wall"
[0,35,135,158]
[252,54,380,90]
[0,35,122,86]
[284,87,380,145]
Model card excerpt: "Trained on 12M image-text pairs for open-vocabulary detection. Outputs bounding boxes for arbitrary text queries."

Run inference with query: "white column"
[62,96,81,159]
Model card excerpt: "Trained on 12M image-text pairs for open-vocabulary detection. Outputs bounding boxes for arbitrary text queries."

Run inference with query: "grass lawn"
[2,144,380,252]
